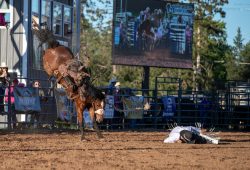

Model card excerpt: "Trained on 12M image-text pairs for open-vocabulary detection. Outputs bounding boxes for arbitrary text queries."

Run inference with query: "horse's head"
[93,98,105,123]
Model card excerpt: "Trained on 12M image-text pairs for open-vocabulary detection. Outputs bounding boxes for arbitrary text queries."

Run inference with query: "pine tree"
[233,27,244,61]
[226,27,245,81]
[80,0,113,86]
[190,0,229,90]
[241,42,250,80]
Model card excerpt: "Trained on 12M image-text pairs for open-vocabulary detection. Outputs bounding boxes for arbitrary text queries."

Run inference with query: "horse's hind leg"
[80,116,89,141]
[75,100,86,141]
[79,118,87,141]
[79,123,86,141]
[93,120,104,139]
[77,114,84,140]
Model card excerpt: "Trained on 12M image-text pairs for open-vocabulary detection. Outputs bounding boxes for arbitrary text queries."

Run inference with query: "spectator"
[144,7,151,21]
[31,80,47,128]
[138,10,144,24]
[0,65,9,83]
[0,84,4,113]
[0,13,6,26]
[113,81,124,129]
[33,80,46,100]
[107,78,117,95]
[4,78,20,128]
[0,65,9,113]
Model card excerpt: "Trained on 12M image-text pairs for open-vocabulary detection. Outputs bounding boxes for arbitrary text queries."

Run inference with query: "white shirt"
[164,126,201,143]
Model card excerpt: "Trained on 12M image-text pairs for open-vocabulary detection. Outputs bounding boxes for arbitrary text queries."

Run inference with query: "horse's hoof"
[81,138,88,142]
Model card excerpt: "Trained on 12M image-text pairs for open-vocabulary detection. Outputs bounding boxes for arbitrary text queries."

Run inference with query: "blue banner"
[14,87,41,112]
[54,88,74,121]
[162,96,176,117]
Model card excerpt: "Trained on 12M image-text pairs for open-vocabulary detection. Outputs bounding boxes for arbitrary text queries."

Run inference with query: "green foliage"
[80,0,113,87]
[225,28,245,81]
[114,66,142,88]
[80,27,113,86]
[191,0,229,90]
[232,27,245,65]
[241,42,250,80]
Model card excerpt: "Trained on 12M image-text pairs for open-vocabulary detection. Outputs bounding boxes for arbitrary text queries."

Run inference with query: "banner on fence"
[54,89,93,124]
[123,96,144,119]
[162,96,176,117]
[83,109,93,128]
[54,88,73,121]
[104,95,114,119]
[14,87,41,112]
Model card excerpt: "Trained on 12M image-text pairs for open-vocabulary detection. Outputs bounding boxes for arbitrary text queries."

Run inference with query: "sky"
[222,0,250,45]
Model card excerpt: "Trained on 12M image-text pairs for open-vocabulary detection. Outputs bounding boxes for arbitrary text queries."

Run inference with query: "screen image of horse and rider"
[112,0,194,69]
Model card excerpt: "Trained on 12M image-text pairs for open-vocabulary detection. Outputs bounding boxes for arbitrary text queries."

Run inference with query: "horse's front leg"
[89,107,104,140]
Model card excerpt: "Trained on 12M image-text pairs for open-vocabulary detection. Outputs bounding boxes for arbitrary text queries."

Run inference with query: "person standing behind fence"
[31,80,47,128]
[107,78,117,95]
[0,66,9,113]
[33,80,46,99]
[113,82,124,129]
[4,78,21,129]
[0,13,6,26]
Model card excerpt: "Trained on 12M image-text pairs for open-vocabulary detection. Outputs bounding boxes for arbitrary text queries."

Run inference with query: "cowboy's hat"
[0,62,7,68]
[115,82,120,87]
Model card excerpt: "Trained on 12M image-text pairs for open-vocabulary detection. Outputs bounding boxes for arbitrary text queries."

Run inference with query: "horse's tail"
[32,26,60,49]
[48,40,60,48]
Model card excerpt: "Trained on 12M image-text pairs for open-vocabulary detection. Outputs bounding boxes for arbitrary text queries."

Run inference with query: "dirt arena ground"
[0,130,249,170]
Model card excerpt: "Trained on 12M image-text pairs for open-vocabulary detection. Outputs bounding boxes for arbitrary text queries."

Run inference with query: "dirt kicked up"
[0,130,249,170]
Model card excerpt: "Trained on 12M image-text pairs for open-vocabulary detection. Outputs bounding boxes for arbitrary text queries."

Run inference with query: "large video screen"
[112,0,194,68]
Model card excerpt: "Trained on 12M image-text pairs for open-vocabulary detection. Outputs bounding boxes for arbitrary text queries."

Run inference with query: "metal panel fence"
[98,88,250,130]
[0,77,57,129]
[0,77,249,130]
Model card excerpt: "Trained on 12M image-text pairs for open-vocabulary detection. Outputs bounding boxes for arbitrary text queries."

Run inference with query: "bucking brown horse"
[43,43,105,141]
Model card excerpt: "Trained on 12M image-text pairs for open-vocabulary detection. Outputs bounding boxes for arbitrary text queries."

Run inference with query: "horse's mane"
[86,83,105,100]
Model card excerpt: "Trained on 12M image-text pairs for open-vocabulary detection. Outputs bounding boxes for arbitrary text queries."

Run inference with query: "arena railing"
[0,78,249,131]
